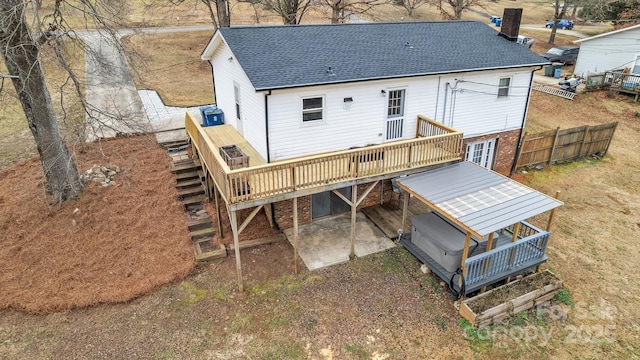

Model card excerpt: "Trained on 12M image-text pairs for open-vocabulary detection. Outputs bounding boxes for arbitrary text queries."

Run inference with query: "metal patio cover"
[397,162,563,238]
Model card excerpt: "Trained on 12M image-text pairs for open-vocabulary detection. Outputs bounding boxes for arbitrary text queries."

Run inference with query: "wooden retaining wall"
[515,122,617,169]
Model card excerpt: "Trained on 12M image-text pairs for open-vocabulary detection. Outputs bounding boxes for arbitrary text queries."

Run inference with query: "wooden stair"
[164,143,226,262]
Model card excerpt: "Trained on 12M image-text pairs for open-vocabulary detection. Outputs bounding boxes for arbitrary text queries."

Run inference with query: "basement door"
[311,187,352,219]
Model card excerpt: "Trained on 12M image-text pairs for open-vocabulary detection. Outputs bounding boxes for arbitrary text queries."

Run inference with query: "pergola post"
[401,191,410,236]
[546,191,561,232]
[506,222,522,284]
[459,232,472,287]
[480,232,495,293]
[293,197,299,274]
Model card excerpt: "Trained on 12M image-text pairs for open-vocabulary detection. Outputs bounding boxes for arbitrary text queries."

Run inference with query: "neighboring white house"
[201,21,548,175]
[574,24,640,76]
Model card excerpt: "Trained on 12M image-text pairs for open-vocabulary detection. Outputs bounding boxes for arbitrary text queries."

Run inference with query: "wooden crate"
[219,145,249,170]
[459,270,563,327]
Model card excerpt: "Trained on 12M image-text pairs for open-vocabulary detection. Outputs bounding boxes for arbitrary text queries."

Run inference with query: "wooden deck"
[203,125,266,167]
[361,198,432,239]
[186,113,464,209]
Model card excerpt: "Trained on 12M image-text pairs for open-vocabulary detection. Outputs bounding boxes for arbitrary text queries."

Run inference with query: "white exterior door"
[465,138,496,169]
[385,89,405,141]
[233,82,243,135]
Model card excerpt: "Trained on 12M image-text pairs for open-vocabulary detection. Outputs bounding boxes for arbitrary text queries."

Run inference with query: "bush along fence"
[514,122,618,169]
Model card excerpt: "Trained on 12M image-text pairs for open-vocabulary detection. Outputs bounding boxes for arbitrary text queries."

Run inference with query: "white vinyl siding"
[574,26,640,76]
[266,68,534,160]
[210,42,267,161]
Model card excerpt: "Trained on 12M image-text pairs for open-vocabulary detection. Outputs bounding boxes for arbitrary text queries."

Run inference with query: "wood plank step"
[160,140,189,149]
[170,163,198,173]
[178,187,205,198]
[182,194,206,207]
[194,243,227,261]
[175,171,199,181]
[190,227,215,241]
[176,178,203,189]
[187,217,213,231]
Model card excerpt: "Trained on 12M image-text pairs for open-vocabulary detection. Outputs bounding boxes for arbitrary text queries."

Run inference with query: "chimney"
[499,8,522,41]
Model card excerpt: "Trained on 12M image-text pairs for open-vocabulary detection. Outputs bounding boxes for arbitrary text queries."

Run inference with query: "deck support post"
[229,208,243,292]
[213,184,223,238]
[293,197,299,274]
[330,181,378,260]
[350,184,358,260]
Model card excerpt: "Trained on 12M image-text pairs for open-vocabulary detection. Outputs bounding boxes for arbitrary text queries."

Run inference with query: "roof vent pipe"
[499,8,523,42]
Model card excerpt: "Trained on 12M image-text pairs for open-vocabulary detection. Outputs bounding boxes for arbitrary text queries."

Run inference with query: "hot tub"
[411,212,495,273]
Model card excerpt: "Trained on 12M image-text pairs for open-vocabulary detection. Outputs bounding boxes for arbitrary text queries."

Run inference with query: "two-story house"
[188,16,559,292]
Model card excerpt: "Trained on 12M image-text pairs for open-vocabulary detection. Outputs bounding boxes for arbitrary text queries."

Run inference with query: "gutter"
[253,63,549,92]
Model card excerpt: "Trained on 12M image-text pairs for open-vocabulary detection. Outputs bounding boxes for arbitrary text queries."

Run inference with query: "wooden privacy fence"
[515,122,617,168]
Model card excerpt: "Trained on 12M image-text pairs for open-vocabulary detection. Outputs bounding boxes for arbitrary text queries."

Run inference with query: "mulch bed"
[0,135,195,314]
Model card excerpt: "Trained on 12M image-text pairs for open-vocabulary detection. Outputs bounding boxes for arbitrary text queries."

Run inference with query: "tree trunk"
[331,0,342,23]
[216,0,231,27]
[0,0,83,202]
[202,0,219,30]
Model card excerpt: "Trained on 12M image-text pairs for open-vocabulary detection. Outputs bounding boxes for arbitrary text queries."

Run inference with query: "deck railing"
[604,71,640,94]
[186,113,463,204]
[464,222,549,288]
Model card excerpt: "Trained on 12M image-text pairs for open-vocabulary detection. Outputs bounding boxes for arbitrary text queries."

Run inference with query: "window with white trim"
[465,138,496,169]
[498,77,511,97]
[234,83,241,120]
[302,96,324,122]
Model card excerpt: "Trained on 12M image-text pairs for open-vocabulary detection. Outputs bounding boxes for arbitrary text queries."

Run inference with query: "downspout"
[210,61,217,105]
[510,67,541,176]
[434,76,441,120]
[264,90,271,163]
[265,90,280,230]
[441,82,449,124]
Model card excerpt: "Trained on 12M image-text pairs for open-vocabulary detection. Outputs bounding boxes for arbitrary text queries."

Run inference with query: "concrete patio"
[283,212,395,271]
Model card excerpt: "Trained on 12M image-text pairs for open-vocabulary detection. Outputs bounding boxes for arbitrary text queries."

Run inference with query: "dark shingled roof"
[216,22,548,91]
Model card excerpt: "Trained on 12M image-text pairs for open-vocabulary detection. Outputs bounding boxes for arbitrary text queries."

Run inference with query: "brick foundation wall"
[463,129,521,176]
[273,180,394,230]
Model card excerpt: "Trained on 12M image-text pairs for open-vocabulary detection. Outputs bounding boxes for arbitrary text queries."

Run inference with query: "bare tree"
[436,0,483,20]
[322,0,387,23]
[395,0,429,17]
[262,0,314,24]
[548,0,575,44]
[0,1,143,202]
[1,0,83,201]
[169,0,231,29]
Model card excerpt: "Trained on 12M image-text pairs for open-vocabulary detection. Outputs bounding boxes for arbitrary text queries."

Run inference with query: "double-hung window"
[302,97,324,122]
[498,77,511,97]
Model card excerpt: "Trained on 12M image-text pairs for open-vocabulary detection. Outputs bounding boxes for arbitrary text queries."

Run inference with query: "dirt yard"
[2,2,639,358]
